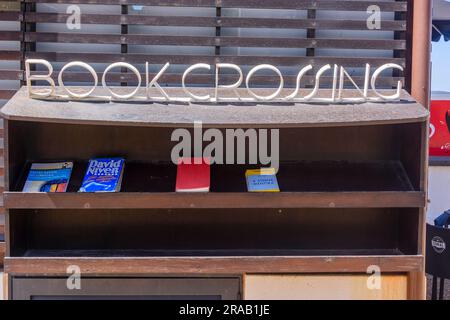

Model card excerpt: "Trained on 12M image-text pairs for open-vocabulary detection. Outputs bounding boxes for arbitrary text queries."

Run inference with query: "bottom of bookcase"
[4,255,424,276]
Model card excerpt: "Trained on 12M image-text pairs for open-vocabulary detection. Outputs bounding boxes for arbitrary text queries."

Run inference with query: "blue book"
[23,162,73,192]
[245,168,280,192]
[79,158,125,192]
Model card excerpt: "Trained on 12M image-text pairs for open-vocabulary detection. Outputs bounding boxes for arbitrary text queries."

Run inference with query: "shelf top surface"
[1,87,429,128]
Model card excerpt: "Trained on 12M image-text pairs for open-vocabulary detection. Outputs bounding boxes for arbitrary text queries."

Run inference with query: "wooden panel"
[243,274,408,300]
[1,88,428,128]
[3,191,426,210]
[11,277,241,300]
[5,256,423,276]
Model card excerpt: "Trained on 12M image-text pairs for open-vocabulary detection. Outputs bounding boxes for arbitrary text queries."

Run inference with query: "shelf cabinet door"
[244,274,408,300]
[11,277,241,300]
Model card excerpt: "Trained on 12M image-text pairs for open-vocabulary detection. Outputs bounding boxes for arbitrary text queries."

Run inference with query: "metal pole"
[410,0,432,301]
[411,0,432,109]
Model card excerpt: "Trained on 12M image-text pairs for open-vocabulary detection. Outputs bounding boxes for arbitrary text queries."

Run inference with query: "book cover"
[175,158,210,192]
[245,168,280,192]
[23,162,73,192]
[79,158,125,193]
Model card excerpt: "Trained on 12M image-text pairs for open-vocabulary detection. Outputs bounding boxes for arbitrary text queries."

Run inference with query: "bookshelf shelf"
[5,159,426,209]
[4,255,424,276]
[4,191,426,209]
[15,160,418,192]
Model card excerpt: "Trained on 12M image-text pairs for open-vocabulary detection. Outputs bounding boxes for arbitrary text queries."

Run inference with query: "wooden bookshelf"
[0,85,429,300]
[3,191,426,209]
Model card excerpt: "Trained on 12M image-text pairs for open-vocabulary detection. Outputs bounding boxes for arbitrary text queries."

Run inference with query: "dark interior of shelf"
[13,160,414,193]
[9,208,419,257]
[7,121,424,193]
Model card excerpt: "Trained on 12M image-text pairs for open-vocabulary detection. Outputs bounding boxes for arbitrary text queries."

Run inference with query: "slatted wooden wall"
[0,1,22,266]
[0,0,413,266]
[21,0,410,88]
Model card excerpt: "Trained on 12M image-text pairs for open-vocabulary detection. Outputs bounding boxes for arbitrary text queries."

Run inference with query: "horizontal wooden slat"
[0,50,21,60]
[23,0,407,12]
[24,13,406,31]
[25,32,406,50]
[0,90,16,100]
[0,31,21,41]
[0,11,21,21]
[0,70,21,81]
[0,1,20,12]
[5,255,423,275]
[26,52,405,67]
[3,191,426,209]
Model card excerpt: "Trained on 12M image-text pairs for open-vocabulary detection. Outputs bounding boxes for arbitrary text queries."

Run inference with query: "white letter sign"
[26,59,56,97]
[24,59,405,103]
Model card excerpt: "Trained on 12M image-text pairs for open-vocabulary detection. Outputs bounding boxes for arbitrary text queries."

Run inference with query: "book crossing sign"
[25,59,404,103]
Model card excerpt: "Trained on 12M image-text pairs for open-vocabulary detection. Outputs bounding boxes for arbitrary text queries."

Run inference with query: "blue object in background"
[435,209,450,227]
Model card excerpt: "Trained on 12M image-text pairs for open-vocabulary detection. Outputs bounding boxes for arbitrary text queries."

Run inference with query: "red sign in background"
[430,100,450,157]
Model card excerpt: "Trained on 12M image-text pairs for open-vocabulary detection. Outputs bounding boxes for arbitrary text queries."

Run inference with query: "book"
[79,158,125,192]
[23,162,73,192]
[175,158,210,192]
[245,168,280,192]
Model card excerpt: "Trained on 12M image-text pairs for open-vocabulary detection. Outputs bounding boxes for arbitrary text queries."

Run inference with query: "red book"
[175,158,210,192]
